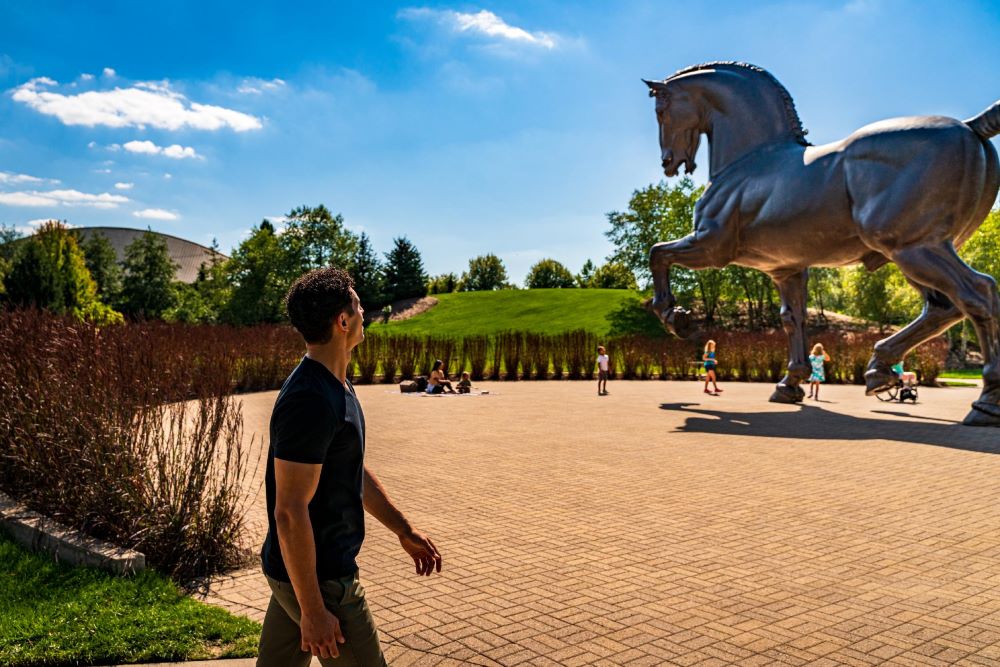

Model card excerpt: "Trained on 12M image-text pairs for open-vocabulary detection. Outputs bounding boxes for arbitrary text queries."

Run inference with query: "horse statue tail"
[966,100,1000,139]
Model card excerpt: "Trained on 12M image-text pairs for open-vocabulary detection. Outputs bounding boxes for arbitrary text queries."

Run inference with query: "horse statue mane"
[667,62,811,146]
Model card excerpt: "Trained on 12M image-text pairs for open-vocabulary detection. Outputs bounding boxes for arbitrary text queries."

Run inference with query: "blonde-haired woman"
[703,340,722,395]
[808,343,831,400]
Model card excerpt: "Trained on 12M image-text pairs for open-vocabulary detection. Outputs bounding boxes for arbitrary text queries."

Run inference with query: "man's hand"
[300,607,346,658]
[399,529,442,576]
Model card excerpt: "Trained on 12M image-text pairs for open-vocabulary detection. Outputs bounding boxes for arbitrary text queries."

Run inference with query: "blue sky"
[2,1,999,283]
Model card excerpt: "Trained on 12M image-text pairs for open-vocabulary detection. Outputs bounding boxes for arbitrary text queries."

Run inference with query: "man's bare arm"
[363,466,442,576]
[274,459,345,658]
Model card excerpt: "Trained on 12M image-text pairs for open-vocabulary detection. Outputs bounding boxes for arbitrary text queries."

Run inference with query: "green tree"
[605,177,703,286]
[841,264,920,332]
[77,230,123,306]
[382,237,427,303]
[604,178,726,320]
[576,259,596,287]
[590,262,638,290]
[807,267,844,322]
[351,232,384,309]
[165,239,230,324]
[461,254,508,291]
[4,221,121,324]
[962,209,1000,280]
[0,224,23,297]
[525,259,576,289]
[119,229,180,320]
[223,221,288,324]
[282,204,358,273]
[720,266,780,329]
[427,273,458,294]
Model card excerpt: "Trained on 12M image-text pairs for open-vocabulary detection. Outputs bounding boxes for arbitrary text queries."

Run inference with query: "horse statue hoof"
[963,400,1000,427]
[769,383,804,404]
[864,367,896,396]
[666,307,694,338]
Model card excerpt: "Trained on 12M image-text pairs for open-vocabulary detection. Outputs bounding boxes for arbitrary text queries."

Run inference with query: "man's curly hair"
[285,268,356,344]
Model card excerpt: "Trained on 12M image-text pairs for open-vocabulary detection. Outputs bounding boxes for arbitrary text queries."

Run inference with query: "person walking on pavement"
[258,267,442,666]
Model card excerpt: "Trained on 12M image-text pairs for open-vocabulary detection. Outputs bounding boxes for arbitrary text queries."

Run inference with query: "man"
[258,267,442,666]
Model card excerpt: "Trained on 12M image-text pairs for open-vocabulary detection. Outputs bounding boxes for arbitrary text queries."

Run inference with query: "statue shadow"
[658,402,999,455]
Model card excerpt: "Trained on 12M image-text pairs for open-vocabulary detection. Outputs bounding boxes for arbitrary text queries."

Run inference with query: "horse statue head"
[644,62,810,178]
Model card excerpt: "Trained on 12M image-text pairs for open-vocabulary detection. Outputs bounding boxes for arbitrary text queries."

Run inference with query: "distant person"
[457,372,472,394]
[808,343,831,400]
[596,345,610,395]
[427,359,456,394]
[258,268,442,666]
[703,340,722,395]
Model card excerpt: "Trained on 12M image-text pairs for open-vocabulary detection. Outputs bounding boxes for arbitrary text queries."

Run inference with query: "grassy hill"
[367,289,642,337]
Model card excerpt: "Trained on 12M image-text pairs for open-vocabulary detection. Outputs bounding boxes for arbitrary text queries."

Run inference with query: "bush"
[0,310,258,582]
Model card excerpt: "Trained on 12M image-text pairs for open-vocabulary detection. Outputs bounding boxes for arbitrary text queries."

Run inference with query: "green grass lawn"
[368,288,641,337]
[938,368,983,379]
[0,533,259,666]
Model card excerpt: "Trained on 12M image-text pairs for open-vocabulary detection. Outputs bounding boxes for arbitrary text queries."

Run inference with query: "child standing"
[703,340,722,395]
[808,343,831,400]
[597,345,609,396]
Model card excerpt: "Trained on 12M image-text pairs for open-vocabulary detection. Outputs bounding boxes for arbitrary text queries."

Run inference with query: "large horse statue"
[643,62,1000,426]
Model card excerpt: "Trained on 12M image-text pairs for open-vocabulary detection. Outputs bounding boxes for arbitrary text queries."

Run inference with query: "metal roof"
[73,226,228,284]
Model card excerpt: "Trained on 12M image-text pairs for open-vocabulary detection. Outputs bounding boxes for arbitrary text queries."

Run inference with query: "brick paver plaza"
[203,380,1000,665]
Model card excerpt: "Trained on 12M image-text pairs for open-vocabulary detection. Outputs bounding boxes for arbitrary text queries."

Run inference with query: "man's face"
[346,288,365,348]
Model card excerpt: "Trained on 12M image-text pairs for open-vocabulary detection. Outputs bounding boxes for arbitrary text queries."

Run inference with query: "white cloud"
[399,8,558,49]
[0,171,58,185]
[0,189,129,209]
[122,139,159,155]
[0,192,55,206]
[114,182,134,190]
[238,77,287,94]
[27,218,59,227]
[122,139,201,159]
[93,168,112,174]
[133,208,178,220]
[12,77,262,132]
[87,140,96,148]
[81,73,95,81]
[163,144,198,159]
[163,173,173,180]
[103,67,116,77]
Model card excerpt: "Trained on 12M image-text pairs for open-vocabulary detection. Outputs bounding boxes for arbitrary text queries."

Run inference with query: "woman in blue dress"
[808,343,831,400]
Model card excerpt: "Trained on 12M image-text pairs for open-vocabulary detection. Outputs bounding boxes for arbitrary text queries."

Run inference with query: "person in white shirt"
[596,345,610,396]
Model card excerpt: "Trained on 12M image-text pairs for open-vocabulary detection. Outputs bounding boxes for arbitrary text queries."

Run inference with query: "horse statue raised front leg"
[643,62,1000,423]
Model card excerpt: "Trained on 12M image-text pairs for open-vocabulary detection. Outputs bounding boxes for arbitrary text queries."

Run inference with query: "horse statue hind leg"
[889,243,1000,426]
[863,285,963,396]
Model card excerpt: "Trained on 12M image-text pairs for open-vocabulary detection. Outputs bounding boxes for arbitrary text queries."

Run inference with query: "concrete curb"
[0,490,145,574]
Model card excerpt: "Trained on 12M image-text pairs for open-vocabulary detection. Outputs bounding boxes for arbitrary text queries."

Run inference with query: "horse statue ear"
[643,78,667,97]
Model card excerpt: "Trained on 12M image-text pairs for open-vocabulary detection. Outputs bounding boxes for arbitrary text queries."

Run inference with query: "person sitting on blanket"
[427,360,456,394]
[457,372,472,394]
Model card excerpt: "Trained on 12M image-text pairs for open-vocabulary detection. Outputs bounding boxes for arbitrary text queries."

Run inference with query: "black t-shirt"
[261,356,366,582]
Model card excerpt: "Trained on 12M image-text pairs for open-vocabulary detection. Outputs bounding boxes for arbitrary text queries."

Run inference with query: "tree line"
[0,203,638,326]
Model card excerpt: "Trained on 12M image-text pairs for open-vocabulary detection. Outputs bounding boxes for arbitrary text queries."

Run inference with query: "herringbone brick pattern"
[203,381,1000,665]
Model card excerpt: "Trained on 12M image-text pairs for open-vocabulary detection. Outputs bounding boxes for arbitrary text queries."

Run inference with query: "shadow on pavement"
[658,402,999,454]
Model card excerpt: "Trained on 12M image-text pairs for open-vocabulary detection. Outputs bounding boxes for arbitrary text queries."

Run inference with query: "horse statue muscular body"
[644,62,1000,426]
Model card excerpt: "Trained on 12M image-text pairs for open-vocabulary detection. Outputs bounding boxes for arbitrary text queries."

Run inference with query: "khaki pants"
[257,572,386,667]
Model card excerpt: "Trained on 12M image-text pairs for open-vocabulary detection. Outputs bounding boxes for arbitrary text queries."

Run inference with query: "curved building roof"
[73,226,228,284]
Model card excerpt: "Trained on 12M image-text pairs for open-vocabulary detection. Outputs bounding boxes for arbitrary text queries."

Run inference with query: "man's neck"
[305,341,351,385]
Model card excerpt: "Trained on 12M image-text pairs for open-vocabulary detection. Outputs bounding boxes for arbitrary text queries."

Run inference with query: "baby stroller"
[874,372,918,403]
